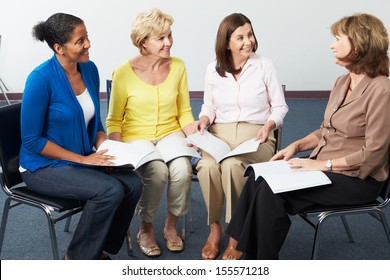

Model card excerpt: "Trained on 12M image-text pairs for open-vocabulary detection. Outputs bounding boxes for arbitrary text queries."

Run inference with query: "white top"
[76,88,95,128]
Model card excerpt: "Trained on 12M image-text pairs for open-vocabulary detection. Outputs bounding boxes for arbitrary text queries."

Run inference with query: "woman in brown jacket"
[224,13,390,260]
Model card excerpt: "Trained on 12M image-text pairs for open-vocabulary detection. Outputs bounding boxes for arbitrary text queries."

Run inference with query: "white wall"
[0,0,389,93]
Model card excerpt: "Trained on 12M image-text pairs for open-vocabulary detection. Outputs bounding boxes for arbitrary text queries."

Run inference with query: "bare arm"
[271,133,319,161]
[108,131,122,142]
[40,140,115,166]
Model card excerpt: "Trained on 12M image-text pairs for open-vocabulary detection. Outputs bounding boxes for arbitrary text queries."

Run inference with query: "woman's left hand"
[256,120,275,143]
[287,158,325,171]
[256,127,269,143]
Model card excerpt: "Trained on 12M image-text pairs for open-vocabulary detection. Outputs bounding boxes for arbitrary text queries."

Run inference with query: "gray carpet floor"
[0,99,389,260]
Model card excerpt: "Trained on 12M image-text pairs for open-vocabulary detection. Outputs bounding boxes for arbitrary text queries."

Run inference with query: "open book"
[186,130,260,163]
[97,133,201,169]
[245,160,331,193]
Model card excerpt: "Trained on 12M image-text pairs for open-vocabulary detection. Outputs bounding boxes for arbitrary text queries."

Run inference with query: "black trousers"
[225,171,384,259]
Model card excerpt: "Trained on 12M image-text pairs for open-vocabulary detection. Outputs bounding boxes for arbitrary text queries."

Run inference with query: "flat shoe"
[201,240,219,260]
[222,246,242,260]
[164,233,184,252]
[137,232,161,257]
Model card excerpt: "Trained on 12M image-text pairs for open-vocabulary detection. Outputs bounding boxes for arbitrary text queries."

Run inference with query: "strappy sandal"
[222,246,243,260]
[201,240,219,260]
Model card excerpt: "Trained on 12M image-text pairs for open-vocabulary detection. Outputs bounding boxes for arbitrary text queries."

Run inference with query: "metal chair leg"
[377,211,390,244]
[126,228,133,256]
[0,198,12,255]
[45,213,60,260]
[64,216,72,232]
[341,216,354,243]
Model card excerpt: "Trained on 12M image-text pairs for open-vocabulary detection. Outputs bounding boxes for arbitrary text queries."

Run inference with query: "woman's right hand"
[271,144,299,161]
[80,149,116,166]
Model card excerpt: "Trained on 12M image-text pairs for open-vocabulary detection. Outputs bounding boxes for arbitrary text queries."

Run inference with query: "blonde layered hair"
[331,13,389,77]
[130,8,174,55]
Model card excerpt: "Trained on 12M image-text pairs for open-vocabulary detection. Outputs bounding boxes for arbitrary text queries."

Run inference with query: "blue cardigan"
[20,55,104,171]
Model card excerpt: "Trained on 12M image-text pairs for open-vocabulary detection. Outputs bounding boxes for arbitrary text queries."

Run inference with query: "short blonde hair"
[130,8,174,55]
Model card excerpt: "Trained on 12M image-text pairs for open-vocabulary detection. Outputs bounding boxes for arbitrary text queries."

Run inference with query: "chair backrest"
[0,103,23,189]
[106,79,112,111]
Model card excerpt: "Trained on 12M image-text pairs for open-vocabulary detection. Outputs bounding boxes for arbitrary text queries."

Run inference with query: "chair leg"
[311,226,321,260]
[44,212,60,260]
[0,198,12,255]
[126,228,133,256]
[181,186,194,240]
[64,216,72,232]
[340,216,354,243]
[311,216,328,260]
[377,211,390,244]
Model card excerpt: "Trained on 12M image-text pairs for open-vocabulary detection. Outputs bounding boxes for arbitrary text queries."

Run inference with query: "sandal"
[222,246,243,260]
[201,240,219,260]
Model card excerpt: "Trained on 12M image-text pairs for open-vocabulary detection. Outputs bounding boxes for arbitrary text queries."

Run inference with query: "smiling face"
[57,23,91,63]
[228,23,255,62]
[143,28,173,58]
[330,33,352,66]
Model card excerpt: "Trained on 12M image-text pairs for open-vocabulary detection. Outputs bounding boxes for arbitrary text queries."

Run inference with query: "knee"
[169,157,192,181]
[140,161,169,187]
[221,158,244,172]
[98,181,125,205]
[197,158,220,175]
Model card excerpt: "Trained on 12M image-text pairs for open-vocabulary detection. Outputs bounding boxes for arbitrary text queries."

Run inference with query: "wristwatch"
[326,159,333,171]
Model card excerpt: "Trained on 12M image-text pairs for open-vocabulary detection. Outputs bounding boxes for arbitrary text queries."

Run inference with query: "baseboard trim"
[1,90,331,101]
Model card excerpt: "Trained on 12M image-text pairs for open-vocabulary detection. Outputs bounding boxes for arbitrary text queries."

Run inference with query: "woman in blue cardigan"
[19,13,143,260]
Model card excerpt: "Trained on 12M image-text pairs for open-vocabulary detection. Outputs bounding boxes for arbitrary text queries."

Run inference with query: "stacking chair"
[297,159,390,259]
[0,103,85,259]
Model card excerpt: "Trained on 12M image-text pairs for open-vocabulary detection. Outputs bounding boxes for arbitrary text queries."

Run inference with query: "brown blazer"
[310,74,390,181]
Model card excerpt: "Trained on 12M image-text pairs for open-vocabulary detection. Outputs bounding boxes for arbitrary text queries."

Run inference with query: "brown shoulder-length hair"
[331,13,389,77]
[215,13,258,77]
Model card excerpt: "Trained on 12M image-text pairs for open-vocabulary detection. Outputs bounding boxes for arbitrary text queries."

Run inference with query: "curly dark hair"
[32,13,84,53]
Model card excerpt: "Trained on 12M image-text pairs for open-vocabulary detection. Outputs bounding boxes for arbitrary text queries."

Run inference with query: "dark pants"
[22,165,143,259]
[226,171,384,259]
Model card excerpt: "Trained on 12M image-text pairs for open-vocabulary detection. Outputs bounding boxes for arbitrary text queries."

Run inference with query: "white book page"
[186,130,231,162]
[246,160,331,193]
[156,133,201,163]
[187,130,259,163]
[222,138,260,161]
[97,139,155,167]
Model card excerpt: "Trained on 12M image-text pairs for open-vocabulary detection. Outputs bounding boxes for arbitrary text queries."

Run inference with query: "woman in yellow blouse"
[106,9,196,257]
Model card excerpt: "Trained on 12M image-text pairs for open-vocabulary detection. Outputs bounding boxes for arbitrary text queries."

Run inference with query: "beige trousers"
[196,122,275,224]
[134,132,192,223]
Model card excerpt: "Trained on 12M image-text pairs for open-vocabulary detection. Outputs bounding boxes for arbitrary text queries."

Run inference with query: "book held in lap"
[97,133,201,169]
[245,160,331,193]
[186,130,261,163]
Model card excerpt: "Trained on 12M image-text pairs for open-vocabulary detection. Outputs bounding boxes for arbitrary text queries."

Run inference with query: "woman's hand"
[80,149,116,166]
[182,122,199,136]
[271,144,299,161]
[197,116,210,134]
[287,158,326,171]
[256,120,275,143]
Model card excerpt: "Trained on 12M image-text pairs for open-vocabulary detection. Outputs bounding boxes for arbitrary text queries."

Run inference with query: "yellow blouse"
[106,57,194,141]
